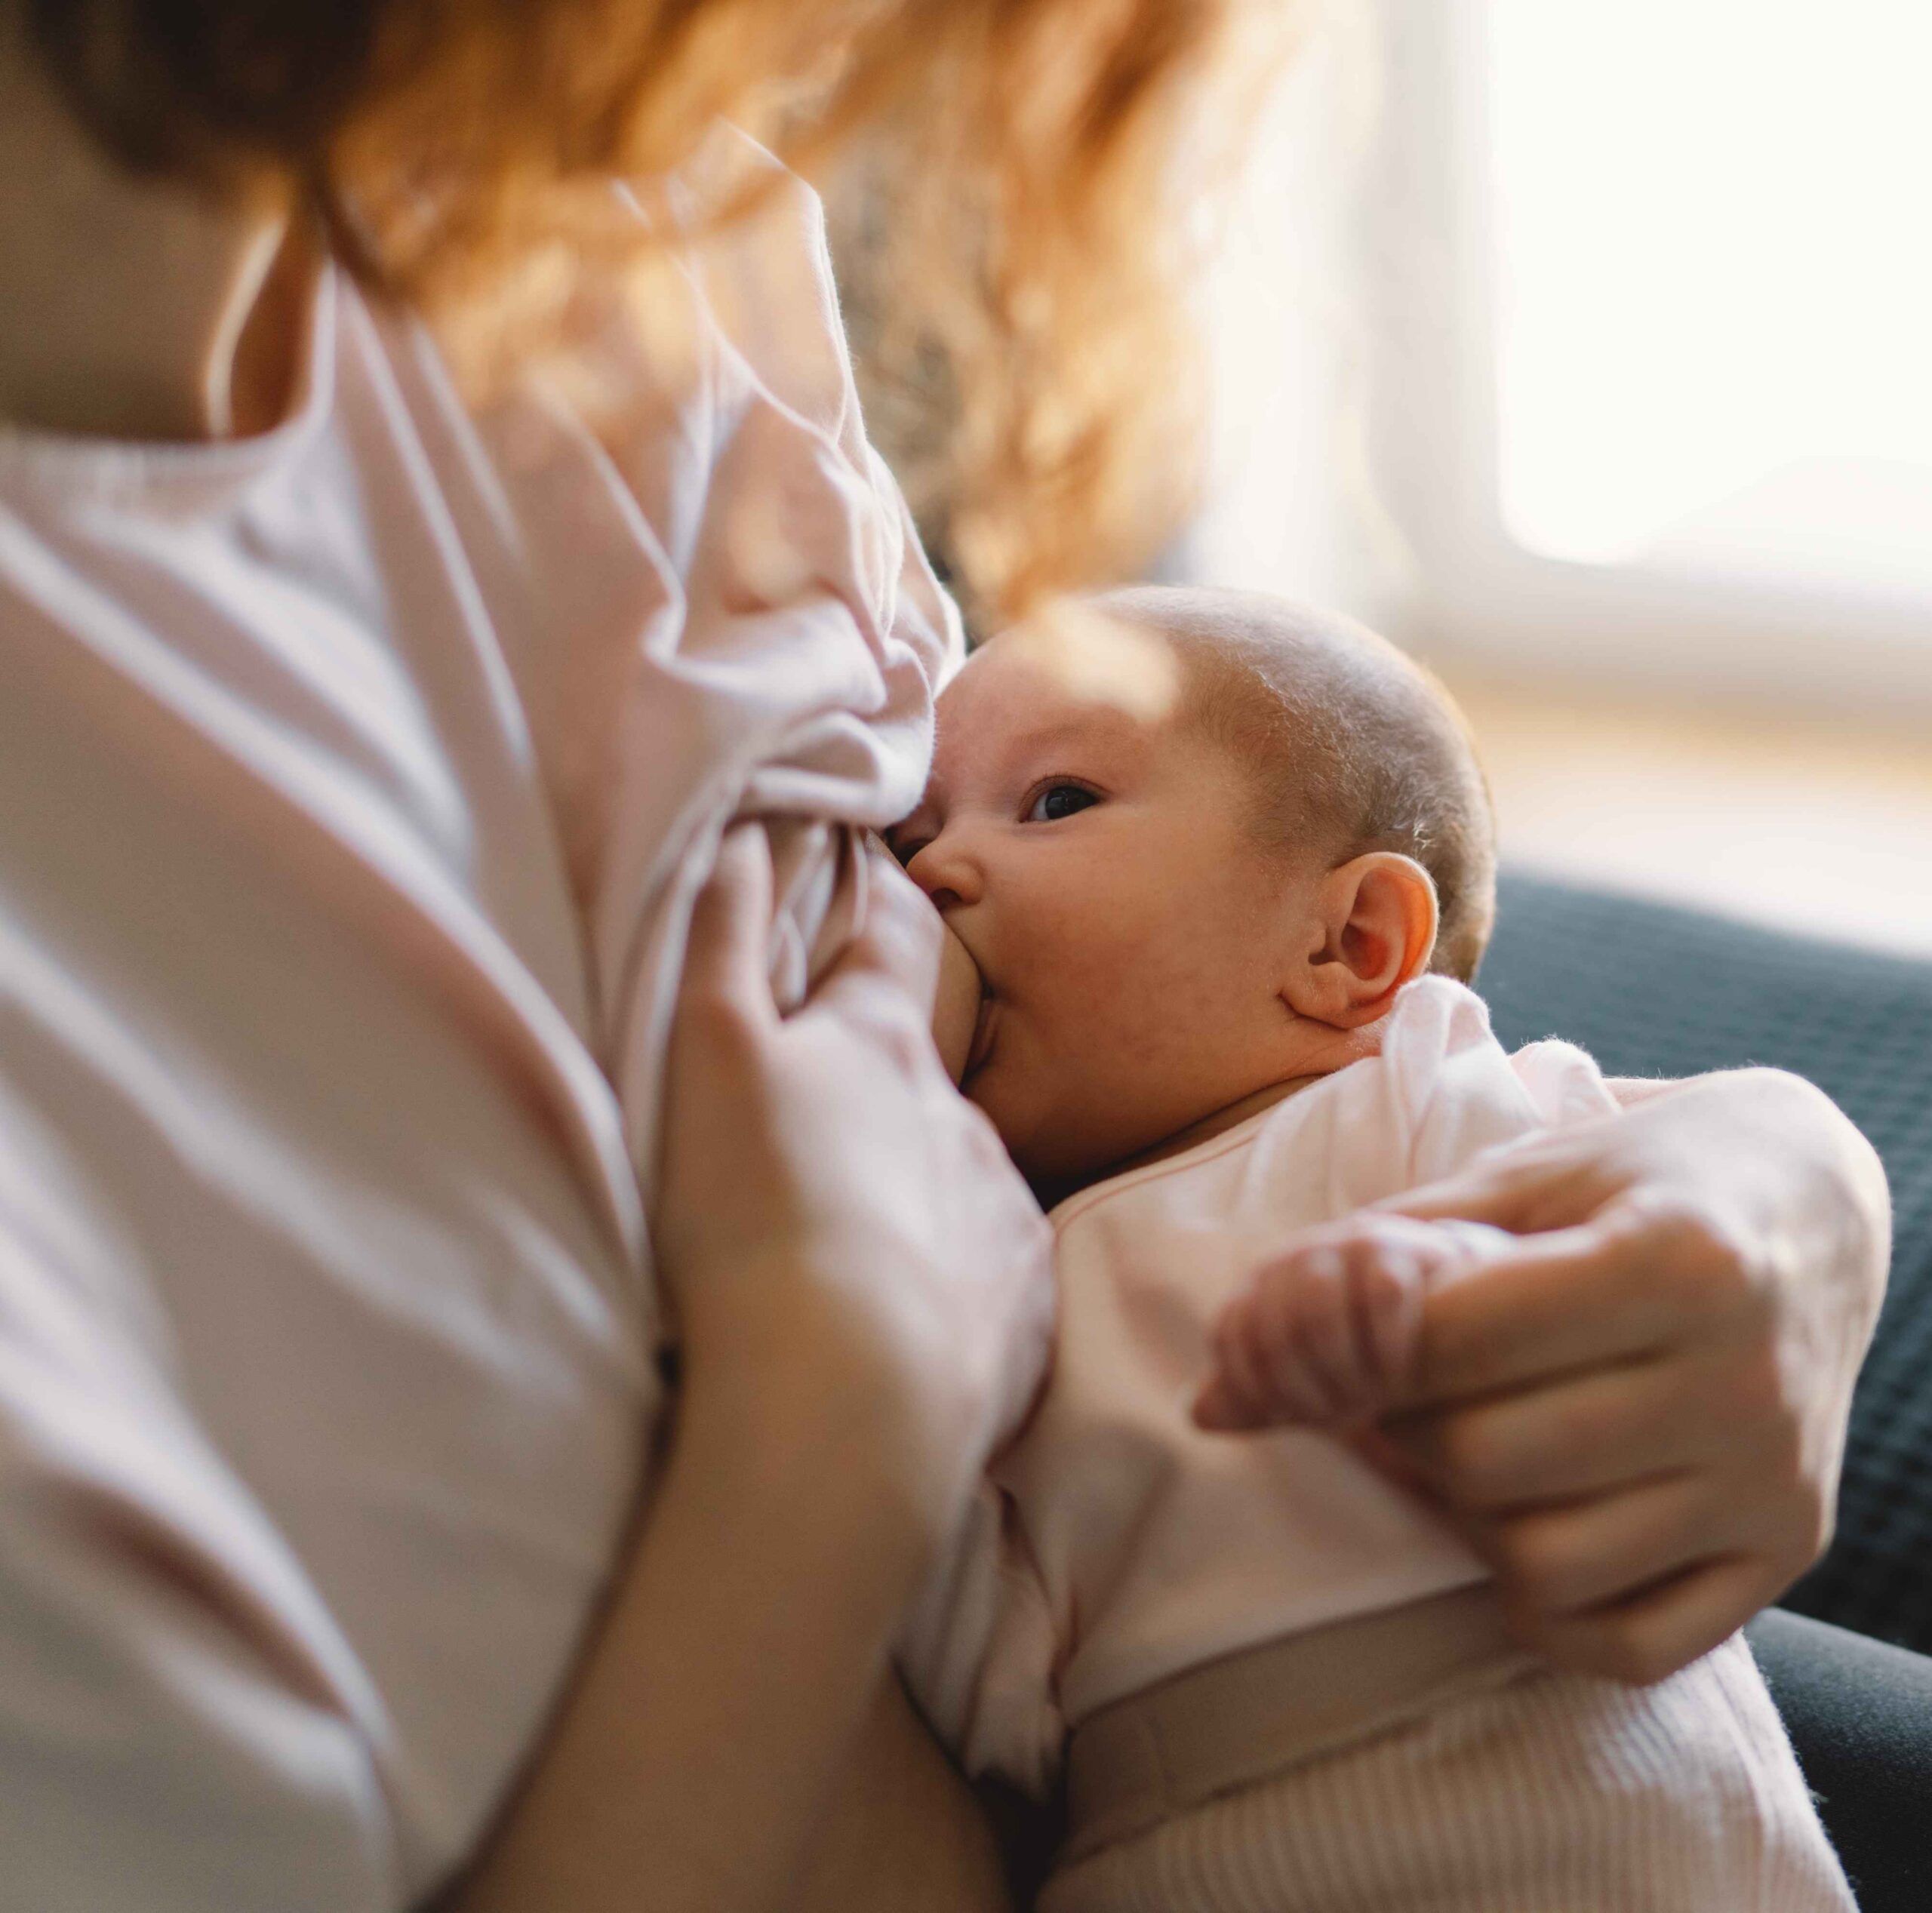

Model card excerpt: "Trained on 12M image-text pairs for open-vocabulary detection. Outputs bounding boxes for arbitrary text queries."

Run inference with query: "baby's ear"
[1284,853,1438,1029]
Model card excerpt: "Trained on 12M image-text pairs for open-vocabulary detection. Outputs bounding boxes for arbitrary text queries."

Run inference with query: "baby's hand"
[1192,1216,1512,1432]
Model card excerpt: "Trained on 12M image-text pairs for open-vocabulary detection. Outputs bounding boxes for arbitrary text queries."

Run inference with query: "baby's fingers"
[1195,1223,1466,1435]
[1192,1370,1257,1432]
[1291,1252,1383,1414]
[1195,1298,1281,1430]
[1195,1258,1358,1431]
[1350,1236,1435,1398]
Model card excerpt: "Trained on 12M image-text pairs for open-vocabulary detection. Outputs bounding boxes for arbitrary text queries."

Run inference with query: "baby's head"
[891,585,1496,1189]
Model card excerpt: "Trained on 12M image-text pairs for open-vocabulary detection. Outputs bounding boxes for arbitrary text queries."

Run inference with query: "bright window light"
[1487,0,1932,590]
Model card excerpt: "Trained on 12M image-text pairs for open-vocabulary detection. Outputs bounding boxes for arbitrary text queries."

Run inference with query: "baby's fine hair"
[1088,586,1499,983]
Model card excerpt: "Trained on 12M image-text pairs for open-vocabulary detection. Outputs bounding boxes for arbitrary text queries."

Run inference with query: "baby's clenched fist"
[1193,1215,1512,1432]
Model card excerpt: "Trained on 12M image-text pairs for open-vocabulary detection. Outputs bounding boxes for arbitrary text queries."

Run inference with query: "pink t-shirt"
[0,139,960,1908]
[901,978,1621,1801]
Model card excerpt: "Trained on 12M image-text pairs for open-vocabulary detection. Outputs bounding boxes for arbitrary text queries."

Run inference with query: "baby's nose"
[906,832,983,914]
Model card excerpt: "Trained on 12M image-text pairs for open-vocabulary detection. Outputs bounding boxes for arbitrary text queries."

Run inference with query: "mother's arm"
[445,1381,1014,1913]
[444,837,1048,1913]
[1366,1066,1889,1681]
[789,1678,1016,1912]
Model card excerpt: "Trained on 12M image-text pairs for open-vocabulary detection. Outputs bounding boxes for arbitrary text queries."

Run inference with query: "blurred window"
[1354,1,1932,712]
[1489,0,1932,591]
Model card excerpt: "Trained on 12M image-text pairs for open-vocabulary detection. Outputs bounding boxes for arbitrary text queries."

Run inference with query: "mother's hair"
[26,0,1296,617]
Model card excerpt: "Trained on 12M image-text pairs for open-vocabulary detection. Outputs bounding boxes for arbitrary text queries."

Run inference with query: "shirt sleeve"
[1506,1035,1627,1130]
[1343,977,1623,1195]
[897,1481,1067,1801]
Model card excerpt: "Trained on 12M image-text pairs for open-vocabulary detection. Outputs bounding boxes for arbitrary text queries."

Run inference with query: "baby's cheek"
[966,1040,1054,1158]
[969,1040,1106,1185]
[980,890,1177,1175]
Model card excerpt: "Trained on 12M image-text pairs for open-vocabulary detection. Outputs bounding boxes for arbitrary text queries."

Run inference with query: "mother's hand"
[1360,1070,1889,1684]
[656,827,1054,1549]
[449,830,1046,1913]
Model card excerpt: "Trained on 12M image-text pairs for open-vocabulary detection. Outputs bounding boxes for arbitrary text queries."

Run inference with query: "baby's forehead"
[940,607,1321,760]
[937,622,1192,755]
[1060,589,1444,763]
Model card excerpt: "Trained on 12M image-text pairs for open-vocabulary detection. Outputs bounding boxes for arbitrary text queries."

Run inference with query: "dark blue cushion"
[1482,873,1932,1656]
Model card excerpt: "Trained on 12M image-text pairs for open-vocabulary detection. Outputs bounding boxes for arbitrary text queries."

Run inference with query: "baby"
[890,587,1854,1912]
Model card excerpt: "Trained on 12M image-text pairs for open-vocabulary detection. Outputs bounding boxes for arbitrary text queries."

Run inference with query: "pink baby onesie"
[903,976,1855,1911]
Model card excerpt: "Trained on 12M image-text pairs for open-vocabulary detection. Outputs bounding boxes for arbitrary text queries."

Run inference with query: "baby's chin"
[969,1070,1151,1201]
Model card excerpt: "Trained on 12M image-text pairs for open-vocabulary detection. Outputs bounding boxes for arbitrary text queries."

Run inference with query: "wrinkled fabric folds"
[0,134,959,1911]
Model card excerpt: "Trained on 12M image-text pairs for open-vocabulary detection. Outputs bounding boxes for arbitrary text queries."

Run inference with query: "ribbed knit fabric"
[1040,1635,1857,1913]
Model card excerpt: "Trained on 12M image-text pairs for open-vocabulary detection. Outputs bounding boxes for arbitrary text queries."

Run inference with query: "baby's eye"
[1024,783,1100,824]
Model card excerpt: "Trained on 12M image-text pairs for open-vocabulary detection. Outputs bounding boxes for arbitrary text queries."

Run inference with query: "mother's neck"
[0,13,307,442]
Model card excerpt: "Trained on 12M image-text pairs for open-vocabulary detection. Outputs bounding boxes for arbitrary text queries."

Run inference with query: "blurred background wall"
[1189,0,1932,956]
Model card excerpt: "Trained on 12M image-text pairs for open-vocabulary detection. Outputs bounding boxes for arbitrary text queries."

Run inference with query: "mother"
[0,3,1890,1910]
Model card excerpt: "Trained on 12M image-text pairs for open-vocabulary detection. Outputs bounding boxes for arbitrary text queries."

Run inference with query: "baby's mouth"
[964,990,998,1081]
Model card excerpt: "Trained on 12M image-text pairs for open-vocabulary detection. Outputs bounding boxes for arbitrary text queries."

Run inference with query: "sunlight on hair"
[1000,599,1183,722]
[33,0,1300,617]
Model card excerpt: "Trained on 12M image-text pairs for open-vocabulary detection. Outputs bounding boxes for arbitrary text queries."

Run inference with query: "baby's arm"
[1193,1216,1514,1432]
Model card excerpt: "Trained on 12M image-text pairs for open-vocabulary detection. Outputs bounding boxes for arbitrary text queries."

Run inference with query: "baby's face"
[890,632,1321,1188]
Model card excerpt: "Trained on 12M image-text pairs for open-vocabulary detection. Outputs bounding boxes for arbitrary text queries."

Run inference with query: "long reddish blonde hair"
[30,0,1294,618]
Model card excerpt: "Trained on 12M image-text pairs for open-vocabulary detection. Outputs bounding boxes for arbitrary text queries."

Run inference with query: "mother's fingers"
[1389,1205,1732,1412]
[1511,1555,1780,1687]
[815,845,944,1019]
[676,825,780,1036]
[1466,1469,1767,1621]
[1381,1351,1730,1514]
[1373,1154,1611,1236]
